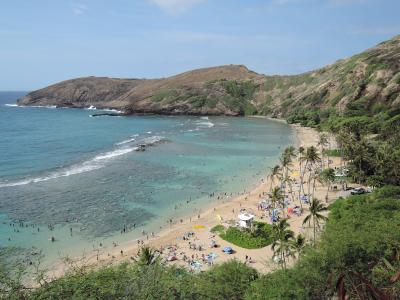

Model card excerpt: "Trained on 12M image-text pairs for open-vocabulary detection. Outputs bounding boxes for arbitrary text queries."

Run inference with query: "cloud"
[329,0,369,5]
[149,0,206,15]
[73,4,87,15]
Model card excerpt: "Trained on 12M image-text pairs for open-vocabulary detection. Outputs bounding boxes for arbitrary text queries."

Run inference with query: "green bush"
[198,260,258,299]
[220,224,273,249]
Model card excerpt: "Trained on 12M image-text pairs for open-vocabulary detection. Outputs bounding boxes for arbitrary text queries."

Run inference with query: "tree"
[269,186,284,209]
[302,198,327,244]
[135,246,160,266]
[303,146,321,197]
[298,146,307,201]
[271,219,295,269]
[291,234,306,259]
[268,165,281,193]
[318,133,329,168]
[319,168,336,203]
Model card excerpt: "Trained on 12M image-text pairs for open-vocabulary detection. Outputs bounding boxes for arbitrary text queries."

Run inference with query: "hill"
[18,36,400,118]
[17,65,262,116]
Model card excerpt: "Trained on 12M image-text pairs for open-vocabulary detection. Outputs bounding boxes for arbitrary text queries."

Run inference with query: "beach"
[44,121,343,280]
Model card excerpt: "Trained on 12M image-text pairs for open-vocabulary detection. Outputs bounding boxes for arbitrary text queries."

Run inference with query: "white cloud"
[73,4,87,15]
[329,0,368,5]
[149,0,206,15]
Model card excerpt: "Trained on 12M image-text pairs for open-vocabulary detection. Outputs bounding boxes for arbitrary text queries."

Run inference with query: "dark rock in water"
[90,113,124,117]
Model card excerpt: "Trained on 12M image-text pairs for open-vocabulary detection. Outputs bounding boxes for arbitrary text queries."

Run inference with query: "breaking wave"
[0,135,166,188]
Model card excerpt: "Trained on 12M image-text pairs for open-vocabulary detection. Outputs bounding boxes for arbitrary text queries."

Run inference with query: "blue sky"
[0,0,399,90]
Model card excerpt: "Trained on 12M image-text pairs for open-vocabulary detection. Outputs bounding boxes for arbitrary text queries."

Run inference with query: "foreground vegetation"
[2,186,399,299]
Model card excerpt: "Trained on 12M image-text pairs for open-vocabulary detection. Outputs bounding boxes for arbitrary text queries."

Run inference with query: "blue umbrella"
[223,246,233,254]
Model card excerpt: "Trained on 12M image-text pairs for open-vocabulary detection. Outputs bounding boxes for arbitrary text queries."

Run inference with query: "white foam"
[85,106,122,113]
[196,121,214,128]
[0,146,138,188]
[4,103,18,107]
[101,108,123,113]
[93,147,136,160]
[115,138,136,145]
[0,164,102,188]
[0,133,167,188]
[200,116,209,120]
[147,131,152,134]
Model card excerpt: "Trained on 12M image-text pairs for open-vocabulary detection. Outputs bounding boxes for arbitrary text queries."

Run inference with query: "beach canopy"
[223,246,233,254]
[291,171,300,177]
[299,195,309,203]
[192,225,206,229]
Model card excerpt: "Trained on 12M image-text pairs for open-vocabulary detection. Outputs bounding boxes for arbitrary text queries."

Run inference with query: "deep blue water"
[0,91,294,263]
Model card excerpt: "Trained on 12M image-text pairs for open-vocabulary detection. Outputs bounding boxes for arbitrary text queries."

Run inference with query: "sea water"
[0,91,294,265]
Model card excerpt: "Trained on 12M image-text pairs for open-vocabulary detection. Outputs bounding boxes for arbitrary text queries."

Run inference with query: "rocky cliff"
[18,35,400,117]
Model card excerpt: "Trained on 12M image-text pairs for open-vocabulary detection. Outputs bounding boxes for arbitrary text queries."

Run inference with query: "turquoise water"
[0,92,294,264]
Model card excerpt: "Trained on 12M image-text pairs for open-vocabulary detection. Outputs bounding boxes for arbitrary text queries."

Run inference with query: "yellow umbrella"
[192,225,206,229]
[291,171,300,177]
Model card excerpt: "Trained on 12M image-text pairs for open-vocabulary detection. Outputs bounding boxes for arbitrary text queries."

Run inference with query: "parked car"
[350,187,366,195]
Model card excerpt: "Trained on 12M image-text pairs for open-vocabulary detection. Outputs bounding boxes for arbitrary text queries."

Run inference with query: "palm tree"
[271,219,294,269]
[298,146,307,203]
[302,198,328,245]
[318,133,329,168]
[304,146,321,197]
[269,186,284,209]
[291,234,306,259]
[280,147,296,200]
[336,130,351,190]
[268,165,281,192]
[135,246,160,266]
[318,168,336,203]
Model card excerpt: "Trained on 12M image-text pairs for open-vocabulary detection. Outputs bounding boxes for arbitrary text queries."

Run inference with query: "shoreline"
[45,119,332,280]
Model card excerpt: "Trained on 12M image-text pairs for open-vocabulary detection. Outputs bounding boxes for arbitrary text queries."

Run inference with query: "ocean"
[0,91,294,265]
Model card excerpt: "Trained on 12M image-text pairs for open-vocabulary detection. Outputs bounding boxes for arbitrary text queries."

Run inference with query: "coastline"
[45,120,336,281]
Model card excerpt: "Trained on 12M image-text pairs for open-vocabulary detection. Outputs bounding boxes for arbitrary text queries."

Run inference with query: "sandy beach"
[46,122,343,280]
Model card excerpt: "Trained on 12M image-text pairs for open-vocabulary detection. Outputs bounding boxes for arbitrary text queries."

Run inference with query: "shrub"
[220,225,273,249]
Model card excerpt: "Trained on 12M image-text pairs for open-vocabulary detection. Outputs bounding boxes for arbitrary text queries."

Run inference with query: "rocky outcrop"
[18,36,400,117]
[18,65,262,116]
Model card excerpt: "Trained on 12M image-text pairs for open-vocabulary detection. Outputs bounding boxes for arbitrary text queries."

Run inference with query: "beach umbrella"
[291,171,300,177]
[192,225,206,229]
[223,246,233,254]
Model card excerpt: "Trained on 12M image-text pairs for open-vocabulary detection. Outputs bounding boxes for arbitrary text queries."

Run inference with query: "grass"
[216,222,274,249]
[324,149,342,157]
[210,224,225,234]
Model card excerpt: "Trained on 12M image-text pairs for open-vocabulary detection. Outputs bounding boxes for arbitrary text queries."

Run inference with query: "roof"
[238,213,255,221]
